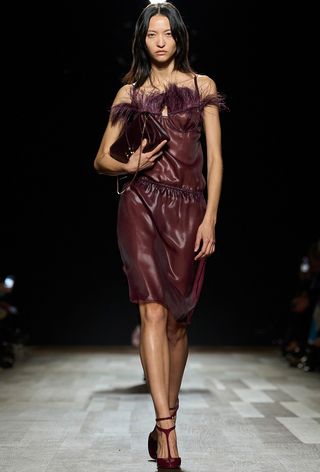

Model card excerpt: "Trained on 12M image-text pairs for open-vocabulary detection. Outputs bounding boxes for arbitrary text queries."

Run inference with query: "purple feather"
[109,82,228,125]
[199,92,229,112]
[109,102,138,126]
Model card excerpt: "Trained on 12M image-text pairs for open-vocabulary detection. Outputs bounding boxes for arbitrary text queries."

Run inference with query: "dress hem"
[129,297,192,326]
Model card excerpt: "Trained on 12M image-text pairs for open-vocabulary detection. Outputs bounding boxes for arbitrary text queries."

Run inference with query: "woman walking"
[94,2,226,469]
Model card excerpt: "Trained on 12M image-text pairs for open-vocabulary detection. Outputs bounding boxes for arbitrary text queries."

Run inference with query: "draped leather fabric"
[110,75,226,325]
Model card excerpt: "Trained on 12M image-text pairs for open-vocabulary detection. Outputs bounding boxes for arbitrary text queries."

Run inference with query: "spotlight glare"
[149,1,167,4]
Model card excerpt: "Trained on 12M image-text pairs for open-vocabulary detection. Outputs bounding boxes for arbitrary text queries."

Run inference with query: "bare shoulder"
[112,84,132,106]
[196,74,217,96]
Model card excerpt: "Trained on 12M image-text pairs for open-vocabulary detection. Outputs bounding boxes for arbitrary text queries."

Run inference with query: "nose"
[157,35,166,47]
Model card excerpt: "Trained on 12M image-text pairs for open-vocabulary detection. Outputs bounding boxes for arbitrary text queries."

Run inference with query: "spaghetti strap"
[194,74,200,99]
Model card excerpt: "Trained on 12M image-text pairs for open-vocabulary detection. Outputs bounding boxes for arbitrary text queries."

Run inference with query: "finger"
[144,153,162,166]
[195,239,211,260]
[194,250,205,261]
[144,160,156,168]
[205,240,215,256]
[142,153,162,168]
[194,234,202,253]
[140,138,148,151]
[207,243,215,257]
[148,140,168,156]
[149,151,163,161]
[194,243,207,260]
[208,241,216,256]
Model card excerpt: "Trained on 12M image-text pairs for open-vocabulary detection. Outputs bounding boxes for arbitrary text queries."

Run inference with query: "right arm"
[93,85,167,176]
[93,85,131,176]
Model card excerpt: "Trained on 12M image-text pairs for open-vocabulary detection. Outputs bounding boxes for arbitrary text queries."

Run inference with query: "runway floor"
[0,345,320,471]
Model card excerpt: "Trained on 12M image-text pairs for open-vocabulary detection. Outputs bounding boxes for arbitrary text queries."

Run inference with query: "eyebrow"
[147,29,171,32]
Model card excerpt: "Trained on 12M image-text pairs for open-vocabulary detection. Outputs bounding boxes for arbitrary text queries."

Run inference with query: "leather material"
[157,457,181,469]
[155,423,181,469]
[148,429,157,460]
[148,401,179,460]
[114,77,223,324]
[148,398,179,459]
[117,176,207,324]
[109,112,170,163]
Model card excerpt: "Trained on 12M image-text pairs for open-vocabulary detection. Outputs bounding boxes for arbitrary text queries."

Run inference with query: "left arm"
[194,76,223,261]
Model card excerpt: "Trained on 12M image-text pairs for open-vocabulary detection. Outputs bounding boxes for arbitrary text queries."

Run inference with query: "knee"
[140,302,168,327]
[167,324,187,346]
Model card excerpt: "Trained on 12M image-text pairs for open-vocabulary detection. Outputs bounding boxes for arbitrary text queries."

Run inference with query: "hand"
[194,221,216,261]
[125,139,167,173]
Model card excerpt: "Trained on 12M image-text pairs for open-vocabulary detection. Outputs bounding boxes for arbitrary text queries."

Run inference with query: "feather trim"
[199,92,229,112]
[108,82,228,125]
[109,101,138,126]
[131,86,166,114]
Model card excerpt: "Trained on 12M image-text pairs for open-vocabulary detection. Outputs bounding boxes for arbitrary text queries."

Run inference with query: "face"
[145,14,177,63]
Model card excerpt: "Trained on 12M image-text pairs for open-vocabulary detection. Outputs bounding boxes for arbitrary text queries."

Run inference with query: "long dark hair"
[122,2,195,87]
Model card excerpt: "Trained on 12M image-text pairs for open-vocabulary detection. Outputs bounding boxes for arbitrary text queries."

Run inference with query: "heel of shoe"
[156,416,181,469]
[148,427,157,460]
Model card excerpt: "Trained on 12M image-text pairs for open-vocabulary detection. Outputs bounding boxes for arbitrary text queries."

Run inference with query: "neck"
[149,63,177,87]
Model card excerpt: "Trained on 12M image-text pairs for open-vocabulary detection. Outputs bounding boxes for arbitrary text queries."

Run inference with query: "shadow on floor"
[92,384,212,395]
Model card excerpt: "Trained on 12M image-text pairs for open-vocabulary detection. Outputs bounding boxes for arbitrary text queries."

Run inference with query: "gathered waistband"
[133,175,204,199]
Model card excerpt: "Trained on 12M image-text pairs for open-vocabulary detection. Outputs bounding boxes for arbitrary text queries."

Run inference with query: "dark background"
[2,1,317,345]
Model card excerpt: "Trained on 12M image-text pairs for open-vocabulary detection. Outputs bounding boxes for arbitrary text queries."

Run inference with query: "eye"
[147,33,156,38]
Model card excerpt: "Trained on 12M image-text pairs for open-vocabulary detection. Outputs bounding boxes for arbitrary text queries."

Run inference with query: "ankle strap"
[169,406,178,414]
[156,415,173,422]
[156,423,175,434]
[169,398,179,412]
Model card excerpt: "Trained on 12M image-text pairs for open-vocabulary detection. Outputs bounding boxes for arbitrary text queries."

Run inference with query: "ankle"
[155,412,172,422]
[169,397,179,417]
[169,400,178,410]
[156,417,175,428]
[170,396,179,406]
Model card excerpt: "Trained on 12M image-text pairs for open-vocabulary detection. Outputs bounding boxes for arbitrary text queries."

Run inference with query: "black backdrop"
[2,1,318,345]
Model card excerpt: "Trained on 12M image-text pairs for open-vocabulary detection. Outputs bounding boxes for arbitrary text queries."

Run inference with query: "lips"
[155,51,167,54]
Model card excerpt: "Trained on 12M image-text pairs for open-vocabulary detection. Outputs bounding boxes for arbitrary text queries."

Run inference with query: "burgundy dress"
[110,74,225,325]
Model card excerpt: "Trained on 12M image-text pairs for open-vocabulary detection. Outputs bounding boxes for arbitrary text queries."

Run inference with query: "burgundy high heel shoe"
[148,399,179,460]
[155,415,181,469]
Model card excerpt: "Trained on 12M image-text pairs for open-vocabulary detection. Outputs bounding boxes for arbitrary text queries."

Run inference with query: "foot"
[151,399,179,442]
[156,417,180,460]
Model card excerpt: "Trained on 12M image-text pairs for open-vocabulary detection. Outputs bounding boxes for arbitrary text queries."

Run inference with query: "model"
[94,1,226,469]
